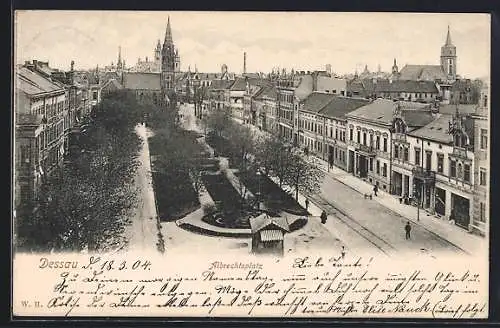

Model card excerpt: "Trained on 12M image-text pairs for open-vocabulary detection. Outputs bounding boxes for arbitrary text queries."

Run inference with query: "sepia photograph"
[12,11,491,318]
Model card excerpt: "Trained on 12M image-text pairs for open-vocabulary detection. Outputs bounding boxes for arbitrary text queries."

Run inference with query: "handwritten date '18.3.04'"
[28,255,486,318]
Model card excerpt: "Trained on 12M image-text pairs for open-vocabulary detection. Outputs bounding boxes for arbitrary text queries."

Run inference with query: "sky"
[14,11,490,79]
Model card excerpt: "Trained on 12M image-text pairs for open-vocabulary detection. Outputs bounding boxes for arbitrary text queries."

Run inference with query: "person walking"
[373,184,378,197]
[305,198,310,211]
[405,221,412,240]
[320,210,328,224]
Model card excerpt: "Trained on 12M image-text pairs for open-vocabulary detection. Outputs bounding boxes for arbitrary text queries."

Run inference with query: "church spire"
[117,46,122,68]
[445,25,452,45]
[164,16,173,44]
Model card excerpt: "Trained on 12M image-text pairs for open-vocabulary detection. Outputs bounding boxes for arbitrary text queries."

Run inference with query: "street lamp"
[256,170,262,210]
[413,189,420,221]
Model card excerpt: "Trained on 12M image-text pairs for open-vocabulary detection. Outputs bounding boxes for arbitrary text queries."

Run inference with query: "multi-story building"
[298,93,369,169]
[345,99,434,193]
[131,40,163,73]
[407,109,475,230]
[470,83,489,236]
[15,65,68,215]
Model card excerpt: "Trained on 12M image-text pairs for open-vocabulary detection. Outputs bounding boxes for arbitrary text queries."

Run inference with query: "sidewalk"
[308,155,486,255]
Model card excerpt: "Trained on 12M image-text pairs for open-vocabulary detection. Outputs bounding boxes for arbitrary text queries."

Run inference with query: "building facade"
[470,84,489,236]
[15,65,69,215]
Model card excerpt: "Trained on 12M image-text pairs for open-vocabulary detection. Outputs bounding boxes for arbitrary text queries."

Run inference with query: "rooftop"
[408,114,453,143]
[122,72,160,90]
[16,67,65,96]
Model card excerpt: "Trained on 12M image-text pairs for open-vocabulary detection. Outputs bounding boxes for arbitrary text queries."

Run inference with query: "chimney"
[312,71,318,92]
[243,52,247,74]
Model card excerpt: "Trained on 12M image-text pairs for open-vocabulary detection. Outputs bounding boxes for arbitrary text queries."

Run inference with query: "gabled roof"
[230,77,247,91]
[302,92,336,113]
[408,114,453,143]
[375,79,439,93]
[249,213,290,233]
[16,67,65,96]
[122,72,160,90]
[320,96,370,119]
[101,78,123,91]
[254,85,277,100]
[346,98,434,126]
[399,65,447,81]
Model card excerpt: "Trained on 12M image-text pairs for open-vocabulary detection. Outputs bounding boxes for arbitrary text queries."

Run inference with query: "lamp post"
[256,170,262,210]
[414,188,420,221]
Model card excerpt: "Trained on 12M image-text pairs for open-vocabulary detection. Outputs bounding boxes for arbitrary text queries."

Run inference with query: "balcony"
[412,166,436,184]
[356,144,376,157]
[392,133,407,143]
[451,147,469,159]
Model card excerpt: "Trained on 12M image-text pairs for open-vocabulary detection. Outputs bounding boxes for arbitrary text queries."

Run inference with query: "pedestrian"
[341,246,346,259]
[305,198,310,211]
[320,210,328,224]
[373,184,378,196]
[405,221,412,240]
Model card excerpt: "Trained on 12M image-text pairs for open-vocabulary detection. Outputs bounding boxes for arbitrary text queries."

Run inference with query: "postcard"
[12,11,490,318]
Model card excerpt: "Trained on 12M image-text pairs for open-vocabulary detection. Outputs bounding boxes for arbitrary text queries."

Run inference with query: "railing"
[452,147,468,159]
[392,133,407,143]
[357,144,376,155]
[412,166,436,183]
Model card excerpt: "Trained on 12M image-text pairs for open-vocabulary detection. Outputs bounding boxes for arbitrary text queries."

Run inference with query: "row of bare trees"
[201,107,325,202]
[16,90,146,253]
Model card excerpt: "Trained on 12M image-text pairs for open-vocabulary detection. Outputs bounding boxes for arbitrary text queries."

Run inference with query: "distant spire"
[117,46,122,67]
[394,58,397,66]
[164,16,173,44]
[445,25,453,46]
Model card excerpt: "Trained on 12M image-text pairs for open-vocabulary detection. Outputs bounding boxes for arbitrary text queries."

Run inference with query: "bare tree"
[286,154,325,201]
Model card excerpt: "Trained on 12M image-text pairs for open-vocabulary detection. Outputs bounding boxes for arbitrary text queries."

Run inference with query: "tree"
[205,106,233,137]
[17,91,143,252]
[286,154,325,201]
[226,124,255,171]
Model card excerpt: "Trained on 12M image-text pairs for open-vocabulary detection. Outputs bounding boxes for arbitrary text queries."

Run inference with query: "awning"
[260,229,284,242]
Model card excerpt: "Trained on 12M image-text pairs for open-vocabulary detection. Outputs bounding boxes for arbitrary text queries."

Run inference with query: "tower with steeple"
[161,16,180,102]
[440,25,457,81]
[117,46,123,70]
[154,39,161,64]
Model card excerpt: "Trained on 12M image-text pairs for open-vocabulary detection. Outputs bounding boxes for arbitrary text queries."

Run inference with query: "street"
[122,123,161,253]
[179,104,464,258]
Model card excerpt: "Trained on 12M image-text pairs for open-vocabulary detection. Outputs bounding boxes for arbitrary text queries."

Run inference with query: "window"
[484,94,488,108]
[382,163,387,177]
[394,145,399,158]
[425,151,432,171]
[480,202,486,222]
[415,148,421,166]
[376,136,380,150]
[450,160,456,177]
[464,164,470,182]
[335,129,338,139]
[92,92,98,100]
[363,133,367,145]
[480,129,488,150]
[437,154,444,173]
[20,145,30,164]
[383,138,387,152]
[376,160,380,174]
[369,134,373,147]
[403,147,409,162]
[480,168,487,186]
[357,131,361,143]
[369,158,373,171]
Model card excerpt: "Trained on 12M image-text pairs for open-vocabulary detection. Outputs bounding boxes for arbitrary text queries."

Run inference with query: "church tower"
[440,25,457,81]
[161,16,178,102]
[154,39,161,64]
